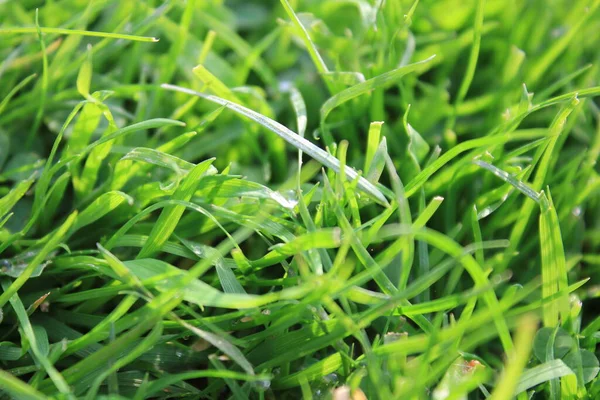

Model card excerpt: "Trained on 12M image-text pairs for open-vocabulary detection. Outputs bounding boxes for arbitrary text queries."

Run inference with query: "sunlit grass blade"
[0,27,159,42]
[2,1,599,398]
[272,353,342,389]
[272,229,341,257]
[500,97,580,272]
[72,191,133,232]
[279,0,330,78]
[539,190,569,327]
[193,65,243,103]
[364,121,383,172]
[161,83,389,206]
[474,160,540,202]
[322,71,366,86]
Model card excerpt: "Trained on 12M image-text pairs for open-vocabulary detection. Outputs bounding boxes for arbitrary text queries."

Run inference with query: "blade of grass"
[137,158,215,259]
[0,280,71,394]
[0,211,77,308]
[161,83,389,206]
[320,55,435,147]
[0,73,37,115]
[489,315,538,400]
[0,27,159,42]
[539,190,569,327]
[0,369,46,400]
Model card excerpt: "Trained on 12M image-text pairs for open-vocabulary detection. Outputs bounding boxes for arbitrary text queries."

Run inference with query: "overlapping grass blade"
[137,158,215,259]
[161,83,389,206]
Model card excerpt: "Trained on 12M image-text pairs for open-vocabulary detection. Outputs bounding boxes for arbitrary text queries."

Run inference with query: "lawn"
[1,0,599,399]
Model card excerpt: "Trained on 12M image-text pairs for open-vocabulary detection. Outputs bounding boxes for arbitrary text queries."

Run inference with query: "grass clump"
[1,0,600,399]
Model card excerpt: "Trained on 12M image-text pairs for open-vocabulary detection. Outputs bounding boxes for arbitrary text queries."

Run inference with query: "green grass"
[0,0,599,399]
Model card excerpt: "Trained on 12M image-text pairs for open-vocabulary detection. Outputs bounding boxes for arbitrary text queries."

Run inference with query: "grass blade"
[320,55,436,145]
[137,158,215,259]
[489,314,538,400]
[161,83,389,206]
[515,360,574,395]
[0,27,158,42]
[0,212,77,308]
[539,190,569,327]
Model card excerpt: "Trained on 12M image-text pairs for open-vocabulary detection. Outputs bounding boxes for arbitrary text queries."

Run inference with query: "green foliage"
[1,0,599,399]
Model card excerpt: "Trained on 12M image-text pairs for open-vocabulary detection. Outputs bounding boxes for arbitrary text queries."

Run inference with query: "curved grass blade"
[474,160,540,202]
[137,158,216,259]
[320,55,435,127]
[279,0,330,79]
[143,370,267,398]
[72,191,134,232]
[0,369,46,400]
[514,359,574,395]
[0,73,36,115]
[0,211,77,308]
[0,177,35,220]
[161,83,389,206]
[0,27,158,42]
[376,225,513,352]
[0,280,71,395]
[179,236,245,294]
[80,118,186,157]
[111,131,198,189]
[179,318,254,375]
